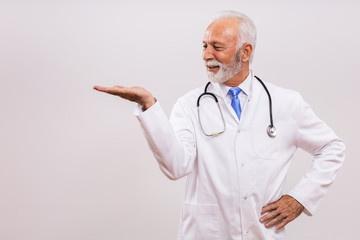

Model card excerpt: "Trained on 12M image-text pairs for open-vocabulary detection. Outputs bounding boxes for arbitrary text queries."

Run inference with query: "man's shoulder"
[176,84,206,106]
[259,80,302,102]
[257,80,306,116]
[261,80,298,94]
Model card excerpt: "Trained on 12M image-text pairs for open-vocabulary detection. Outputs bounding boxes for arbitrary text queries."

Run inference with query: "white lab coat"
[134,74,345,240]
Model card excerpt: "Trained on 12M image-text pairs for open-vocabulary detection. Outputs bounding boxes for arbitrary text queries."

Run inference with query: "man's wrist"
[142,97,157,111]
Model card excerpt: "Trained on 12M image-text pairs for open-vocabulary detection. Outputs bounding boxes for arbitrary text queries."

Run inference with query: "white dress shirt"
[219,70,252,118]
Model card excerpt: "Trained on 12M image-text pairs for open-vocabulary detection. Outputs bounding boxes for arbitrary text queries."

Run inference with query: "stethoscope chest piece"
[267,125,277,138]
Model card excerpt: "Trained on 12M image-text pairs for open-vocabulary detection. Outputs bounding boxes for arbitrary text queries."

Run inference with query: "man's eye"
[214,46,222,50]
[203,45,207,49]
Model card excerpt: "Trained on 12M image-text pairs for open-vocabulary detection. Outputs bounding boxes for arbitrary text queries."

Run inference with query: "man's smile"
[207,66,220,72]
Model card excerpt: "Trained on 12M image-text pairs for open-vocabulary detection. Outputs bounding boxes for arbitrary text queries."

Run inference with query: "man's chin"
[207,73,227,84]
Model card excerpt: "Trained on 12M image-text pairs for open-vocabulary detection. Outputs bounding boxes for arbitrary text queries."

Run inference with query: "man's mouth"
[207,66,220,72]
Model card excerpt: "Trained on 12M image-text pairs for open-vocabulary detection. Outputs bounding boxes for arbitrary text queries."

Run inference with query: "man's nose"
[202,47,215,61]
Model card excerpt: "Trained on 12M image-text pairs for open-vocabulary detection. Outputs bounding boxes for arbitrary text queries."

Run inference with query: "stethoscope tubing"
[254,76,274,128]
[197,75,277,138]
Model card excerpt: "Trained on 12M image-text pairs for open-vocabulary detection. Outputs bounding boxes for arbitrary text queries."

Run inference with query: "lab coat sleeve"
[134,100,197,180]
[288,93,345,216]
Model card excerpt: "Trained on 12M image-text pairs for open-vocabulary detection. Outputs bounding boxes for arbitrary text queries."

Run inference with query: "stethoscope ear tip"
[267,125,277,138]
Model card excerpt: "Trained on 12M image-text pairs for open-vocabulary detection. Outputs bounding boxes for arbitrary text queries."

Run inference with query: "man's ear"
[240,43,253,62]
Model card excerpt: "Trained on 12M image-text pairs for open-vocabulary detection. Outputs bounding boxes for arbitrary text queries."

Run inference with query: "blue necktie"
[229,87,242,120]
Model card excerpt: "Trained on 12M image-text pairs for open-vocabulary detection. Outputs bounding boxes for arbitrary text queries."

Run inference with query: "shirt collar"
[219,70,253,100]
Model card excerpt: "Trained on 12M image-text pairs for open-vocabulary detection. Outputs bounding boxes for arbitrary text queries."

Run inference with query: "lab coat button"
[241,163,245,166]
[245,230,249,235]
[244,196,247,200]
[237,130,241,133]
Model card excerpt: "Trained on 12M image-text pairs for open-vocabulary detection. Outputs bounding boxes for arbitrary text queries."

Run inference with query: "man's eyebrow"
[203,41,225,46]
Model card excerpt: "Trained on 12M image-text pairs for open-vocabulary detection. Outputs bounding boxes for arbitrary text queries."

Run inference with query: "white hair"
[213,10,257,63]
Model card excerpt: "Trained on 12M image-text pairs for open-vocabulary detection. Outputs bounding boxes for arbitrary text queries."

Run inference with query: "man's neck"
[223,66,249,87]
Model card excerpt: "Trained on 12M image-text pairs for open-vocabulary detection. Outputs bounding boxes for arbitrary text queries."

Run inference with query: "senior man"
[94,11,345,240]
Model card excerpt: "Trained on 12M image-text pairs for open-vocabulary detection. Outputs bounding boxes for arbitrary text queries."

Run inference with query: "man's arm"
[93,85,197,180]
[260,93,345,230]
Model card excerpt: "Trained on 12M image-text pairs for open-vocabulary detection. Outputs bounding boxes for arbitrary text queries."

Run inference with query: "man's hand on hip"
[260,195,304,230]
[93,85,156,111]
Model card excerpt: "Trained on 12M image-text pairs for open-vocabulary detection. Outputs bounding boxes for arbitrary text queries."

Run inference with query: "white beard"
[205,52,243,84]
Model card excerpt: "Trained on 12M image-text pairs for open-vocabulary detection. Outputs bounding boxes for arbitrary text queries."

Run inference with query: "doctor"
[94,11,345,240]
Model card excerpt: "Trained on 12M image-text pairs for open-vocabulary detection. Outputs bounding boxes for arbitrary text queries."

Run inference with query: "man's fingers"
[260,202,279,223]
[261,209,291,229]
[261,200,279,215]
[94,85,123,93]
[275,218,290,230]
[93,85,132,99]
[261,204,274,215]
[260,195,304,230]
[93,85,107,91]
[260,208,280,223]
[264,213,285,227]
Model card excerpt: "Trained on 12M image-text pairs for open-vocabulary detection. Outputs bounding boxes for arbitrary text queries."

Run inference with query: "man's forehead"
[203,18,240,42]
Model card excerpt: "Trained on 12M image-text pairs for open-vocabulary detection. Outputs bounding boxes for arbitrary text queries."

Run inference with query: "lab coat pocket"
[180,203,220,240]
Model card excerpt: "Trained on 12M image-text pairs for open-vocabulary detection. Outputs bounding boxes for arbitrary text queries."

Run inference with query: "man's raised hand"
[93,85,156,111]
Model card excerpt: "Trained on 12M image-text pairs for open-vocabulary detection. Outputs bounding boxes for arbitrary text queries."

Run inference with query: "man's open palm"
[93,85,156,110]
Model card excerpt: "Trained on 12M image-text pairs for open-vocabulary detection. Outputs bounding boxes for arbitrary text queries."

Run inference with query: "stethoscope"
[197,76,277,138]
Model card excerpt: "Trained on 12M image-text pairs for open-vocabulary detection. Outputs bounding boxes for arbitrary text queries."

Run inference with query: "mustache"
[205,60,223,68]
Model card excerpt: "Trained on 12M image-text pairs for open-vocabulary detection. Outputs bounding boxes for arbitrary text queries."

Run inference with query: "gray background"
[1,0,359,239]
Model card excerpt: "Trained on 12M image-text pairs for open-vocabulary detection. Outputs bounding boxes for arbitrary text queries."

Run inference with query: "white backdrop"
[1,0,359,239]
